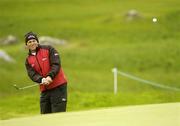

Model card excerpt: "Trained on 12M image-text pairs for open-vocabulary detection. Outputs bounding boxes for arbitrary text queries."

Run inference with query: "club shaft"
[19,84,39,90]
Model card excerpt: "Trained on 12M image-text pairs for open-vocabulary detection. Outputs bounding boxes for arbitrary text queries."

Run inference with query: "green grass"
[0,0,180,120]
[1,103,179,126]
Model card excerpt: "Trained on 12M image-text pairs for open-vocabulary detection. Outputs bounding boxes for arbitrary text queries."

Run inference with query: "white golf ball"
[152,17,157,23]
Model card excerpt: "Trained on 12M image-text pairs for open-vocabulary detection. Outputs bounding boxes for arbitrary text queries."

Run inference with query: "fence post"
[112,67,118,94]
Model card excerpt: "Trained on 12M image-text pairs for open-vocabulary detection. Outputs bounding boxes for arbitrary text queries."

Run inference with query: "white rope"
[117,71,180,92]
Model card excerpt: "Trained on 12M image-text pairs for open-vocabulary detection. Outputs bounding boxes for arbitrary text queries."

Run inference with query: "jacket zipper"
[35,55,43,76]
[35,55,48,89]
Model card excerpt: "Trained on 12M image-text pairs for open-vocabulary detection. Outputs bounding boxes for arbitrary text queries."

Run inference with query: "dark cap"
[24,32,39,45]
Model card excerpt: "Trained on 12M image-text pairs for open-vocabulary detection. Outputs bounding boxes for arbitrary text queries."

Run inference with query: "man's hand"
[46,76,53,84]
[41,78,49,85]
[40,76,53,85]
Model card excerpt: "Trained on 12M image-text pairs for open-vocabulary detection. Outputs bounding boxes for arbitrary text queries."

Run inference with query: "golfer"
[24,32,68,114]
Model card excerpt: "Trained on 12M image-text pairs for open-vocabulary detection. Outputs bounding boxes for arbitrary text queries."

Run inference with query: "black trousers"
[40,84,67,114]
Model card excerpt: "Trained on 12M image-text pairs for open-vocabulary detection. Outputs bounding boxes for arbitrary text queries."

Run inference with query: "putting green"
[1,103,179,126]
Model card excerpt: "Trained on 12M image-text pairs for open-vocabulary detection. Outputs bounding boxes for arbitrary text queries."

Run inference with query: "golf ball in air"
[152,17,157,23]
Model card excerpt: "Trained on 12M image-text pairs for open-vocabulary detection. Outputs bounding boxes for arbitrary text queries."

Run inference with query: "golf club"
[13,84,39,90]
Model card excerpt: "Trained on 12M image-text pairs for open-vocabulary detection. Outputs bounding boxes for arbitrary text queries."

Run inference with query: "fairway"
[1,102,179,126]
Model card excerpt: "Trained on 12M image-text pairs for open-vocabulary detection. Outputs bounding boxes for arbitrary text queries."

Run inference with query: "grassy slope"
[0,0,180,119]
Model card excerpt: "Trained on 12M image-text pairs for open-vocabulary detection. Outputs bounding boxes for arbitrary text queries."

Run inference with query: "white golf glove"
[41,78,49,85]
[46,76,53,84]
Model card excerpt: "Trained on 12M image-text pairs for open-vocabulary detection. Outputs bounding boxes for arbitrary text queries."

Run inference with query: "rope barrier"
[117,70,180,92]
[112,68,180,94]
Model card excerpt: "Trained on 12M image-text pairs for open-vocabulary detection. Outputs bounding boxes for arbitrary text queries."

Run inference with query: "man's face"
[26,39,38,51]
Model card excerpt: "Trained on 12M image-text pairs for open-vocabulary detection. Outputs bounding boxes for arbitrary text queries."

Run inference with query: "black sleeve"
[47,46,61,79]
[25,59,43,83]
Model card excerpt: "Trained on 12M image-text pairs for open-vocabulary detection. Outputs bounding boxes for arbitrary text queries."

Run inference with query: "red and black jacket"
[25,45,67,92]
